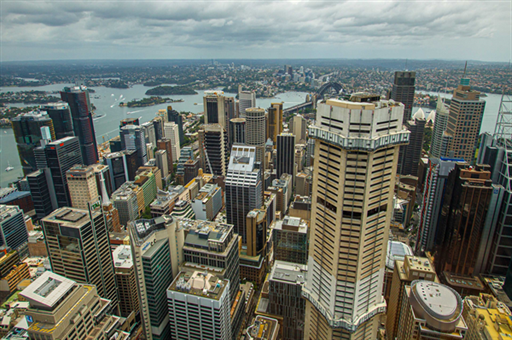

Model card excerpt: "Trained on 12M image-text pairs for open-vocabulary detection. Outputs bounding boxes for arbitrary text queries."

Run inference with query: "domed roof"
[413,108,425,120]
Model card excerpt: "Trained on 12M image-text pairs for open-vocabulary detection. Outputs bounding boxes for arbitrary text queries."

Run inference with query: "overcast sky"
[1,0,511,62]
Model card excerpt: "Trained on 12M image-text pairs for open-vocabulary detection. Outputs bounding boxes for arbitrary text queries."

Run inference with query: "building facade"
[390,71,416,121]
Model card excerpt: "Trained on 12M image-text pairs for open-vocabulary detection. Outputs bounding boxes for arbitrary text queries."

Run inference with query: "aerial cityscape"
[0,1,511,340]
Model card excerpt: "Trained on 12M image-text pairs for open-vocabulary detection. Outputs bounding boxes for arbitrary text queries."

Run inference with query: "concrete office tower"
[246,209,267,257]
[41,207,119,313]
[129,216,184,340]
[60,85,99,165]
[272,216,308,264]
[164,122,181,162]
[417,157,465,253]
[291,115,307,144]
[225,146,263,244]
[303,95,409,339]
[184,159,200,184]
[66,164,99,210]
[245,107,266,165]
[167,270,232,340]
[21,272,129,340]
[238,88,256,117]
[430,95,451,158]
[390,71,416,121]
[0,205,29,256]
[229,118,246,148]
[155,149,169,178]
[277,133,296,182]
[112,185,140,226]
[112,245,140,318]
[167,106,184,144]
[267,102,284,147]
[157,138,174,169]
[120,124,147,165]
[199,124,228,176]
[11,111,56,175]
[204,91,228,129]
[434,163,495,276]
[445,78,486,163]
[268,261,307,340]
[45,136,83,208]
[40,102,74,139]
[396,281,467,340]
[191,183,222,220]
[306,137,315,167]
[141,121,157,146]
[386,256,438,340]
[398,109,426,177]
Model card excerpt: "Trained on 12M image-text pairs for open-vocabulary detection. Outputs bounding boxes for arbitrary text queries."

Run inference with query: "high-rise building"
[104,151,130,191]
[167,106,184,144]
[290,115,307,144]
[22,272,129,340]
[45,136,83,208]
[120,124,147,165]
[303,95,409,339]
[238,89,256,117]
[141,121,157,146]
[66,164,99,210]
[385,256,438,340]
[445,78,486,162]
[40,102,74,139]
[245,107,266,165]
[164,122,181,162]
[306,137,315,167]
[112,183,141,226]
[41,207,119,313]
[277,133,296,182]
[430,95,451,158]
[246,209,267,258]
[112,245,140,318]
[199,124,228,176]
[152,117,164,141]
[167,270,232,340]
[272,216,308,264]
[225,146,263,244]
[27,169,56,219]
[204,91,228,129]
[396,281,467,340]
[11,111,56,175]
[398,109,426,177]
[0,205,28,256]
[229,118,246,148]
[60,85,98,165]
[390,71,416,121]
[267,102,283,147]
[129,216,184,340]
[120,117,140,128]
[155,149,169,178]
[191,183,222,221]
[157,138,174,170]
[184,159,200,185]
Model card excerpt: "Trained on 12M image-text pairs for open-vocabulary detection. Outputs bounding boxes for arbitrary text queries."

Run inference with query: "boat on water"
[5,161,13,172]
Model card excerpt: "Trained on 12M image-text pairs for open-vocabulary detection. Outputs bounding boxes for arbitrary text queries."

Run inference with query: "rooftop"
[181,219,233,249]
[112,245,133,269]
[168,270,228,301]
[246,315,280,340]
[20,272,75,309]
[269,260,307,285]
[386,241,413,270]
[43,208,90,226]
[273,216,308,233]
[443,272,484,290]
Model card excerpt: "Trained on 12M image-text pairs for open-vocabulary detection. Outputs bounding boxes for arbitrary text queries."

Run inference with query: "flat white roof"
[20,272,75,309]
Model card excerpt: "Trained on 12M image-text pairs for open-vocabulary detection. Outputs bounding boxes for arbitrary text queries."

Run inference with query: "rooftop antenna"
[462,61,468,78]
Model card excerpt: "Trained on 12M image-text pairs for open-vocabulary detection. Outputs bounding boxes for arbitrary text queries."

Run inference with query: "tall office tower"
[204,91,228,129]
[157,138,174,169]
[396,281,467,340]
[245,107,266,165]
[111,185,140,226]
[398,109,426,177]
[91,163,113,197]
[42,207,119,313]
[45,137,83,208]
[291,115,307,144]
[155,149,169,178]
[152,117,164,141]
[66,164,99,210]
[0,205,28,255]
[224,96,237,121]
[113,245,140,317]
[246,209,267,257]
[238,89,256,116]
[267,102,283,147]
[11,111,56,175]
[180,218,240,306]
[306,137,315,167]
[176,146,194,183]
[303,95,409,340]
[166,106,184,144]
[430,96,451,158]
[167,270,232,340]
[199,124,229,176]
[184,159,199,184]
[129,216,183,340]
[40,102,74,139]
[27,169,55,219]
[390,71,416,121]
[141,121,157,146]
[229,118,246,148]
[21,272,129,340]
[285,65,293,76]
[386,256,438,340]
[225,146,263,244]
[277,133,296,182]
[163,122,180,163]
[272,216,308,264]
[445,78,486,162]
[120,124,147,165]
[417,157,465,253]
[268,261,307,340]
[60,85,99,165]
[104,151,130,191]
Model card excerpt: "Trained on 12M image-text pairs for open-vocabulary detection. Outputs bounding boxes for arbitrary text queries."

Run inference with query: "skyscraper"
[199,124,228,176]
[60,85,99,165]
[27,169,56,219]
[0,205,29,256]
[141,121,157,146]
[430,95,451,158]
[40,102,74,139]
[42,207,119,313]
[104,151,130,191]
[245,107,266,166]
[398,109,426,177]
[267,102,283,147]
[112,245,140,318]
[238,88,256,117]
[291,115,307,144]
[229,118,246,148]
[66,164,99,210]
[11,111,56,175]
[204,91,228,129]
[157,138,174,170]
[163,122,180,163]
[166,106,184,144]
[445,78,486,162]
[225,146,263,243]
[120,124,147,165]
[277,133,296,182]
[390,71,416,121]
[303,94,409,339]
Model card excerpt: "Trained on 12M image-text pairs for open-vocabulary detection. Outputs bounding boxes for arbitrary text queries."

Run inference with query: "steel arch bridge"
[317,82,343,96]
